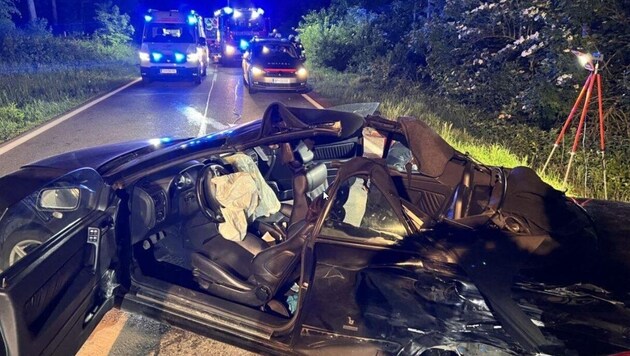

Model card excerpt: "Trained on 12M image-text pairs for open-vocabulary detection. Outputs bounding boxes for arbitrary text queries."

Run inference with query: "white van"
[139,10,209,84]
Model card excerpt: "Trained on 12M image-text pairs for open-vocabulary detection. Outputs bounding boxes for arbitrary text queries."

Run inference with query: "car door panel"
[0,210,117,356]
[0,168,119,356]
[391,174,453,220]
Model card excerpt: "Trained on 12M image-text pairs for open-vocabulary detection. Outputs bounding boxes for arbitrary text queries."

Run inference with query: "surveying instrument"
[541,50,607,199]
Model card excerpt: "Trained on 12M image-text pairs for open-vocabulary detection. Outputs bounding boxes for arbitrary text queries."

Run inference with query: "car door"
[0,168,121,356]
[294,158,425,353]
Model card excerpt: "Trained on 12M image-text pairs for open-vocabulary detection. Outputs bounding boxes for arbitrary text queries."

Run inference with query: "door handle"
[86,227,101,273]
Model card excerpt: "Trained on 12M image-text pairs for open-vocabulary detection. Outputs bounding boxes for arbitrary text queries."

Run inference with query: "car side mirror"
[38,188,80,211]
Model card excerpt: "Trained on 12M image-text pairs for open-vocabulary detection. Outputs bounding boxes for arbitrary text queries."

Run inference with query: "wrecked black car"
[0,102,629,355]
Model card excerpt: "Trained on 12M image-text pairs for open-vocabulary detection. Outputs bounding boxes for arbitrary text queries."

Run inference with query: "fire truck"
[204,7,270,64]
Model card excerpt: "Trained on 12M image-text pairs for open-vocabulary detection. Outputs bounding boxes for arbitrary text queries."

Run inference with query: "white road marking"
[199,70,219,137]
[301,93,325,109]
[0,78,142,156]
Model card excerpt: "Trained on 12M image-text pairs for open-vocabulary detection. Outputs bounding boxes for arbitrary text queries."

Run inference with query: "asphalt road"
[0,65,315,177]
[0,64,320,355]
[77,309,256,356]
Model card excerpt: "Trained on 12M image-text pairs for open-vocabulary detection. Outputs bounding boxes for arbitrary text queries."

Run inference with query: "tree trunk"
[51,0,58,26]
[27,0,37,21]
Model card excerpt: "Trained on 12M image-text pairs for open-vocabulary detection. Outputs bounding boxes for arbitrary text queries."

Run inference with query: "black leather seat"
[191,221,309,307]
[191,147,328,307]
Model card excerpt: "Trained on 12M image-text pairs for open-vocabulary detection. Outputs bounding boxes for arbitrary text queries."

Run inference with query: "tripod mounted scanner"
[541,50,607,199]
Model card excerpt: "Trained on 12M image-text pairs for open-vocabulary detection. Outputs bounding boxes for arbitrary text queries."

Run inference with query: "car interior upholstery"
[128,133,336,316]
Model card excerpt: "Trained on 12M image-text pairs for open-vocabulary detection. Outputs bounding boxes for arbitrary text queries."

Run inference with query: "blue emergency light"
[174,53,186,62]
[187,15,198,25]
[223,7,233,14]
[144,15,153,22]
[239,39,249,50]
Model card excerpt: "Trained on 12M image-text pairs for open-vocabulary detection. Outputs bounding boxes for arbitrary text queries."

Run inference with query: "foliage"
[0,19,136,143]
[299,0,628,128]
[0,0,18,21]
[299,6,387,71]
[307,66,628,201]
[93,1,134,46]
[299,0,629,201]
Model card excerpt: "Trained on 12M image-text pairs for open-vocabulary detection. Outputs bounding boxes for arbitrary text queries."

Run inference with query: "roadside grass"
[0,66,136,142]
[308,67,626,199]
[0,35,137,143]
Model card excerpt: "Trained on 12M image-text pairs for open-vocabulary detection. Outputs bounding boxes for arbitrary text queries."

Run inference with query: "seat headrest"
[295,141,314,164]
[306,163,327,192]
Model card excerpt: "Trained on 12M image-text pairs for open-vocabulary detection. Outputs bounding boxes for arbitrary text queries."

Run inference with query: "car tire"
[0,230,47,272]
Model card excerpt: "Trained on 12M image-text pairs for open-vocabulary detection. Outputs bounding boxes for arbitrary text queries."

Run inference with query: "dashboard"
[130,161,204,243]
[129,150,262,244]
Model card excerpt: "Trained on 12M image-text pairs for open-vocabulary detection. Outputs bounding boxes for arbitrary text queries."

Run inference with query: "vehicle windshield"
[143,23,195,43]
[251,43,298,58]
[226,15,265,32]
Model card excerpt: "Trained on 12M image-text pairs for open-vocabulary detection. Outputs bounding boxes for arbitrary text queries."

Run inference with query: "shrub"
[93,1,134,46]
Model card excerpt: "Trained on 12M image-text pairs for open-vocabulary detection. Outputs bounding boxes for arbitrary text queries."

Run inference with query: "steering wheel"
[196,163,230,223]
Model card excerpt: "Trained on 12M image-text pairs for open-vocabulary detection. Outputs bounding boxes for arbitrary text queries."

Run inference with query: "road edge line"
[301,93,325,109]
[0,77,142,156]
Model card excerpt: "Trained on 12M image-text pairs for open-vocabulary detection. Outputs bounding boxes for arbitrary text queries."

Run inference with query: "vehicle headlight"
[187,48,202,62]
[296,67,308,78]
[187,52,198,62]
[139,51,150,61]
[251,66,265,76]
[225,45,236,56]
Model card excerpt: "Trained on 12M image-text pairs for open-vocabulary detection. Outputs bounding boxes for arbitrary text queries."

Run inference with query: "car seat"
[190,143,328,307]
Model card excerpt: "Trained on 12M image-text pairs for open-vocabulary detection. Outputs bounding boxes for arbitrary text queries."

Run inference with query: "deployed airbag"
[211,153,281,241]
[223,153,281,218]
[212,173,259,241]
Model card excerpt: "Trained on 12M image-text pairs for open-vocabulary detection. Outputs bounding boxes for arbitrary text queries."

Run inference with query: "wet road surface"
[0,65,314,176]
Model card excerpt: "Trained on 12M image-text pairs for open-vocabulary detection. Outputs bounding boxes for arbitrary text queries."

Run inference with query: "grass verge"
[0,65,137,143]
[309,67,628,201]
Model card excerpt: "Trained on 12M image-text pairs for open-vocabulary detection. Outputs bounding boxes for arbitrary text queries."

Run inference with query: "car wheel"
[0,230,47,272]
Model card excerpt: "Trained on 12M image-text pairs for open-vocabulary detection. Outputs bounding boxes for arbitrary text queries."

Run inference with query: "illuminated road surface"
[0,65,314,176]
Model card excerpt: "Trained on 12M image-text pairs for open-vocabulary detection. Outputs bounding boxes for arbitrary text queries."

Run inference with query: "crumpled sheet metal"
[212,153,281,241]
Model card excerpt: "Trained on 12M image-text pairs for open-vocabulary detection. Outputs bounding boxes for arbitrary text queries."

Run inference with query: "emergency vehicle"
[205,7,270,65]
[139,10,209,84]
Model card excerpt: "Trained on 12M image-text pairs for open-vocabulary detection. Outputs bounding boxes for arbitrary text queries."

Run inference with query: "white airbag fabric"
[211,153,281,241]
[223,153,281,218]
